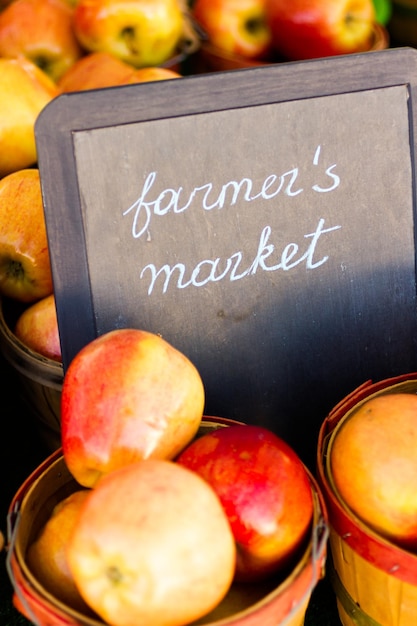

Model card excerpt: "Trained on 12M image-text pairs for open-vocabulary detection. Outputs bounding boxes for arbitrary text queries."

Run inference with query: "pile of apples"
[0,168,62,361]
[0,0,195,360]
[0,0,193,177]
[25,326,315,626]
[191,0,390,63]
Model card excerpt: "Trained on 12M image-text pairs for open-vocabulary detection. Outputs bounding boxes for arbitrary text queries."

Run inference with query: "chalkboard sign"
[35,47,417,465]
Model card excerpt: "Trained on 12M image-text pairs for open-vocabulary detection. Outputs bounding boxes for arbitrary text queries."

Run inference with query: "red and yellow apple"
[0,169,53,303]
[0,0,84,82]
[192,0,272,60]
[177,424,314,581]
[331,393,417,551]
[61,328,205,487]
[265,0,376,61]
[66,459,236,626]
[14,294,61,362]
[73,0,185,68]
[0,57,59,178]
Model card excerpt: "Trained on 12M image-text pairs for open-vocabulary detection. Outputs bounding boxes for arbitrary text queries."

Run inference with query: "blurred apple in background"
[265,0,376,61]
[61,328,205,488]
[177,424,314,582]
[0,169,53,303]
[132,66,182,81]
[192,0,272,61]
[58,51,181,92]
[58,50,138,91]
[0,57,59,178]
[15,294,61,362]
[73,0,185,68]
[0,0,84,82]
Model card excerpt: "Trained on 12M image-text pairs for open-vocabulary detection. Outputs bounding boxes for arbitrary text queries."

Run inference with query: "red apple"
[14,294,61,362]
[61,328,205,488]
[265,0,376,61]
[0,0,84,82]
[73,0,185,68]
[192,0,272,61]
[177,424,314,582]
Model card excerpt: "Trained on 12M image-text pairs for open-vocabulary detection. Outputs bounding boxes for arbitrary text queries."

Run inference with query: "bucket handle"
[280,512,329,626]
[311,512,329,583]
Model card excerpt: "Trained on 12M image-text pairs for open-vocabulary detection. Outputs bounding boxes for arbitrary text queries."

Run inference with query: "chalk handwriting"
[123,145,340,240]
[140,218,341,295]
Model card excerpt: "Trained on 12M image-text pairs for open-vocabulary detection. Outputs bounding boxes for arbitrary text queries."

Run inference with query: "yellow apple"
[14,294,61,361]
[0,169,53,303]
[0,57,59,178]
[73,0,185,68]
[331,393,417,551]
[0,0,84,82]
[66,459,236,626]
[61,328,205,487]
[27,489,93,614]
